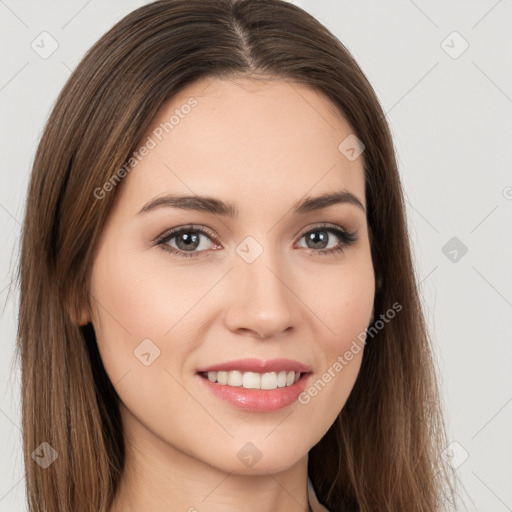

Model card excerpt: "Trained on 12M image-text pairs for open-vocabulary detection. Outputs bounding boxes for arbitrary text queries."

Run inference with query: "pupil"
[308,231,327,249]
[177,232,199,250]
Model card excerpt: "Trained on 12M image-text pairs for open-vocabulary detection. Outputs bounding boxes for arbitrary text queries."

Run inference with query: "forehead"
[116,76,366,212]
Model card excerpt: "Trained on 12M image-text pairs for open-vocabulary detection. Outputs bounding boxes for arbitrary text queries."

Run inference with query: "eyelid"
[153,224,218,245]
[296,221,349,239]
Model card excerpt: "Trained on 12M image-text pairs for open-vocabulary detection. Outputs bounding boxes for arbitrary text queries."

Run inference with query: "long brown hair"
[15,0,460,510]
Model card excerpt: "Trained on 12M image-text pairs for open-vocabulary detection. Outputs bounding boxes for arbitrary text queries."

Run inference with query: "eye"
[155,223,358,259]
[296,223,358,256]
[155,225,219,259]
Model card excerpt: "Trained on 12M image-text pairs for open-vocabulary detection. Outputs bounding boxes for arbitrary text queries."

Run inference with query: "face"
[85,76,375,476]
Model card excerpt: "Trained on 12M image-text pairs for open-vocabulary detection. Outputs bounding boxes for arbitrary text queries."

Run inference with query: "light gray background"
[1,1,511,510]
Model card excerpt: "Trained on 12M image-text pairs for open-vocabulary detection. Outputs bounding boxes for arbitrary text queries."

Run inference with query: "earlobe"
[78,308,91,326]
[68,296,92,326]
[76,291,93,326]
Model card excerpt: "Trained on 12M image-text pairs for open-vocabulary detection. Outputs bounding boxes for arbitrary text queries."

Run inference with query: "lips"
[196,358,312,374]
[197,371,312,412]
[195,358,313,412]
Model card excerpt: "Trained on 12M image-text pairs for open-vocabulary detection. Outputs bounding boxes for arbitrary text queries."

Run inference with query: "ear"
[77,306,91,326]
[67,293,92,326]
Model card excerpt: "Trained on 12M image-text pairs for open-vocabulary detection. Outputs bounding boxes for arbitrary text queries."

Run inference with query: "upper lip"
[196,358,312,374]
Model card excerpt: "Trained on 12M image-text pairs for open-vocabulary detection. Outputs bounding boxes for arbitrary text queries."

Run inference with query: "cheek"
[301,250,375,351]
[88,245,167,377]
[329,270,374,351]
[88,243,223,382]
[90,245,198,336]
[88,246,207,425]
[294,251,374,415]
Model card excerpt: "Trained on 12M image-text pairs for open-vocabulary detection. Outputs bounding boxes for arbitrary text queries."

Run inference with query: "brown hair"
[15,0,460,510]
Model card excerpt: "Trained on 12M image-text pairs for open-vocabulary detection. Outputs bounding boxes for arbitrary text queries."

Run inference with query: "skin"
[81,76,375,512]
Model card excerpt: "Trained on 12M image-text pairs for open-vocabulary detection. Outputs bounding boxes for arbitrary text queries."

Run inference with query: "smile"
[196,358,312,412]
[200,370,302,390]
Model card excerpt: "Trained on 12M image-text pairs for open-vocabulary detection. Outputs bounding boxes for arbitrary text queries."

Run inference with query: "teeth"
[205,370,301,389]
[277,371,287,387]
[228,370,243,386]
[243,371,260,389]
[217,371,228,385]
[260,372,277,390]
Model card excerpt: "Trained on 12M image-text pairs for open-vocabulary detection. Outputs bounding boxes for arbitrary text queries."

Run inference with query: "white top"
[308,476,330,512]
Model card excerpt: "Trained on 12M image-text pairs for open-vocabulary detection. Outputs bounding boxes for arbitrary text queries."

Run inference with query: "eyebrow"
[137,189,366,217]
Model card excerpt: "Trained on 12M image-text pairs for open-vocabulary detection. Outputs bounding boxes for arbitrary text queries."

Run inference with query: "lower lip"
[197,373,311,412]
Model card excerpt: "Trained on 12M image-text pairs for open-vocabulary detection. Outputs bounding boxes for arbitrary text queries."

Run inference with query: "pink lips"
[196,358,313,412]
[196,357,312,374]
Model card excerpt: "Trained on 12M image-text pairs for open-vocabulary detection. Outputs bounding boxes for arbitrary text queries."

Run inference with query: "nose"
[223,247,299,340]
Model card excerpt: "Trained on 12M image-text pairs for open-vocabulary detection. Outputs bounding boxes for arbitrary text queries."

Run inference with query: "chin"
[194,436,311,476]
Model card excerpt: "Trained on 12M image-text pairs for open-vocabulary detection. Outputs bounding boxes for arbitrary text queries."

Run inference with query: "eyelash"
[155,223,358,259]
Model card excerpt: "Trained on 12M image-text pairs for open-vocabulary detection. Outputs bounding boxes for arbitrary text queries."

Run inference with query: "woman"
[16,0,459,510]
